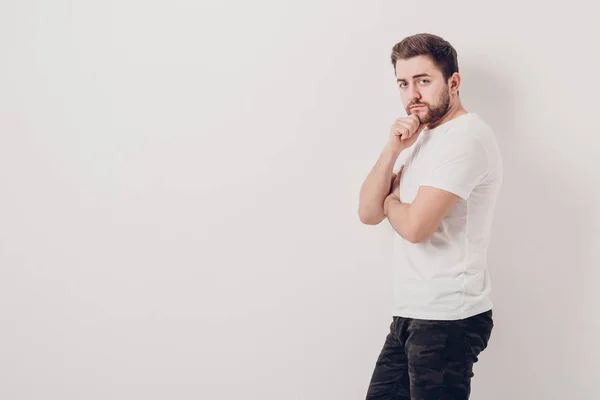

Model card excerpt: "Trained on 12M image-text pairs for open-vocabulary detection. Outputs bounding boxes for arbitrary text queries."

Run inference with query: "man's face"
[395,55,451,125]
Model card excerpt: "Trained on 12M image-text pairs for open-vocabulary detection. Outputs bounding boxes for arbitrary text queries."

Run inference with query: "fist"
[388,114,426,152]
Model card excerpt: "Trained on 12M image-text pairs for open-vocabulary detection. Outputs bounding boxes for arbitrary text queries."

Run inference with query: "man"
[358,33,503,399]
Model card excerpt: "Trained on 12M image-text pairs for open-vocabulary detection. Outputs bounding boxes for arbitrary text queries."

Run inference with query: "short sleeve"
[419,129,489,199]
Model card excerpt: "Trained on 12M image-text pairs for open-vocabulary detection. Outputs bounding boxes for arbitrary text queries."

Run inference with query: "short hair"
[391,33,459,82]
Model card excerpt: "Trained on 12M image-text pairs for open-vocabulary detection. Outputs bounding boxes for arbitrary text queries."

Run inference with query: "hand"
[384,165,403,215]
[387,114,426,153]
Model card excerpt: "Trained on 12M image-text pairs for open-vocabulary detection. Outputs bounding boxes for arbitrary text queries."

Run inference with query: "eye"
[419,79,430,85]
[399,82,407,88]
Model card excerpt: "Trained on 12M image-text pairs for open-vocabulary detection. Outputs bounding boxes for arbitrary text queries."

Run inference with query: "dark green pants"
[366,310,493,400]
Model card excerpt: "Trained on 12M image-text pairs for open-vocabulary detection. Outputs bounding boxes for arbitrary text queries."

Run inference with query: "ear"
[449,72,461,95]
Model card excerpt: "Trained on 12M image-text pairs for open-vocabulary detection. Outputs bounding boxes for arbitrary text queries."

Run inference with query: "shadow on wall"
[460,65,587,397]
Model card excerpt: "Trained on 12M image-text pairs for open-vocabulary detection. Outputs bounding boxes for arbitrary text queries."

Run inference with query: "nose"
[409,86,421,103]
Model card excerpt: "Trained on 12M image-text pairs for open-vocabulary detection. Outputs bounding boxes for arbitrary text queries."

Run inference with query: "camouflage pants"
[365,310,493,400]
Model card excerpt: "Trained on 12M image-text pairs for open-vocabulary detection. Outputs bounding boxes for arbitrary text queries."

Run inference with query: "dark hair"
[391,33,459,82]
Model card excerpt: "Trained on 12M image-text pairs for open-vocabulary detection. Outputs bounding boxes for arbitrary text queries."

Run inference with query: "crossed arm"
[359,129,484,242]
[358,144,463,243]
[382,184,459,243]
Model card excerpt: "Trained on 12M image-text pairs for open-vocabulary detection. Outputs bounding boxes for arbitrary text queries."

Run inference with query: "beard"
[406,88,450,125]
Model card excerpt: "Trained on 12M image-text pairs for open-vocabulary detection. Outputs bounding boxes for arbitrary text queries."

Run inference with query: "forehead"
[395,55,441,80]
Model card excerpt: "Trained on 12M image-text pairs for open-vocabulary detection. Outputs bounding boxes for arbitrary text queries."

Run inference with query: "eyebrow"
[397,73,432,83]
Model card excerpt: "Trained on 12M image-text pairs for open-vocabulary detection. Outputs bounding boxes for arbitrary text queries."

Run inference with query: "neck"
[427,99,468,130]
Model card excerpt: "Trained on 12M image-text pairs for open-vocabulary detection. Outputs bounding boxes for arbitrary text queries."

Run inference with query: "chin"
[414,110,430,121]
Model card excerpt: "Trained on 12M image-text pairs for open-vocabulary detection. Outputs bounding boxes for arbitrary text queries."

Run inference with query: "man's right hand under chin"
[387,114,426,153]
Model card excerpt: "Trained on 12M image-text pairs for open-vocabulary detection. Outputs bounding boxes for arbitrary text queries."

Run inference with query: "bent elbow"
[404,231,422,243]
[358,210,385,225]
[403,218,430,243]
[405,226,433,243]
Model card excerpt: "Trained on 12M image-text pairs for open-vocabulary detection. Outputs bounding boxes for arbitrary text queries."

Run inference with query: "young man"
[358,33,503,399]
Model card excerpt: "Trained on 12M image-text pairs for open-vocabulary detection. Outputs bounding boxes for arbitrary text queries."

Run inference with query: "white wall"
[1,1,598,399]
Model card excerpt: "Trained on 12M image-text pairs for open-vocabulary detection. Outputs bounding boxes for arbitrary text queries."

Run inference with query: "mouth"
[410,105,425,110]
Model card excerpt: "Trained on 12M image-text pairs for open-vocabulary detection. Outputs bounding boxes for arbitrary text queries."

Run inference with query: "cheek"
[427,87,446,104]
[420,90,435,103]
[400,92,410,104]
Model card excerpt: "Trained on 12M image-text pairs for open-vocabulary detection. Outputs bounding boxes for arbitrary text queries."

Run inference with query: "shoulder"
[435,114,497,154]
[443,113,491,139]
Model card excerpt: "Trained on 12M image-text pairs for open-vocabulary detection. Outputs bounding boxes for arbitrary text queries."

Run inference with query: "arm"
[383,187,459,243]
[358,144,401,225]
[358,115,424,225]
[384,129,489,242]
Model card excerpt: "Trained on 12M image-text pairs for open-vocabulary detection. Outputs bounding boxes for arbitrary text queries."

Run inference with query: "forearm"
[358,145,402,224]
[384,197,418,243]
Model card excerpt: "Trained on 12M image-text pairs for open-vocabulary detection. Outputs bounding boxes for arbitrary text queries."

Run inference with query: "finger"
[409,114,421,125]
[395,120,412,129]
[397,120,417,137]
[396,129,408,139]
[408,113,418,125]
[395,126,407,138]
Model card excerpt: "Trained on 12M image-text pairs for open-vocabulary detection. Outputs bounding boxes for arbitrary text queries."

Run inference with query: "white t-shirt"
[391,112,503,320]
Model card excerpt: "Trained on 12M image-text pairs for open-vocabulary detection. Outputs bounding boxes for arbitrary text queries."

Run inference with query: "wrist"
[383,143,404,158]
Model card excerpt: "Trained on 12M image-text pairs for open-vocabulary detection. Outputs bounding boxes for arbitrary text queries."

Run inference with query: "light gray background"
[1,1,598,399]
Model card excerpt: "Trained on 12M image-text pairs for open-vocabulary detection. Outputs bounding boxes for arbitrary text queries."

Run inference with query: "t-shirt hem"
[392,300,493,321]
